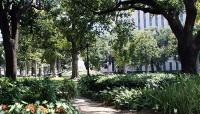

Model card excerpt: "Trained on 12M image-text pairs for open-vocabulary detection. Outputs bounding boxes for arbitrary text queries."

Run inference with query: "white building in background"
[134,11,186,29]
[101,11,188,73]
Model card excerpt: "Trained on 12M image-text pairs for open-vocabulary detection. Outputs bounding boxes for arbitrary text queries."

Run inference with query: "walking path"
[73,97,135,114]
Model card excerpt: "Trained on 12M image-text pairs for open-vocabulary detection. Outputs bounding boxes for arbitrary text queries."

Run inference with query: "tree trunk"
[0,8,19,80]
[20,67,22,76]
[70,40,79,79]
[38,64,42,76]
[31,60,37,76]
[71,51,79,79]
[56,58,62,73]
[0,67,2,77]
[150,60,155,73]
[3,39,17,80]
[164,12,199,74]
[50,60,56,77]
[145,64,148,73]
[178,45,198,73]
[26,61,29,76]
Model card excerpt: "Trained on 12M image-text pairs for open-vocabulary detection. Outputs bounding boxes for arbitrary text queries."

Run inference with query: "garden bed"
[78,73,200,113]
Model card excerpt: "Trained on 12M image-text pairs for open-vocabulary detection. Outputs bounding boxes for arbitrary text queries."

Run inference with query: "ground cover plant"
[78,73,200,113]
[0,77,79,114]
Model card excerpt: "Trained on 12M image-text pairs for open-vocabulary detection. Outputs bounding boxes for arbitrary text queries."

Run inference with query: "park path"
[73,97,136,114]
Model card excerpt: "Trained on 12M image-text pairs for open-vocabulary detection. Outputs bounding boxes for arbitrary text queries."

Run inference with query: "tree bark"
[178,44,199,73]
[164,9,198,74]
[71,41,79,79]
[0,67,2,76]
[145,64,148,73]
[0,5,20,80]
[150,60,155,73]
[31,60,37,76]
[50,59,56,77]
[3,39,17,80]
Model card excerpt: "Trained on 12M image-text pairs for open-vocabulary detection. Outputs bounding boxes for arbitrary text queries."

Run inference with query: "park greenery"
[78,74,200,113]
[0,0,200,114]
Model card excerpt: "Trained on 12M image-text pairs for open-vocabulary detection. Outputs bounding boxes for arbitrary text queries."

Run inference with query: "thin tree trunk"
[50,60,56,77]
[71,40,79,79]
[71,52,79,79]
[0,67,2,77]
[20,67,22,76]
[145,64,148,73]
[150,60,155,73]
[38,64,42,76]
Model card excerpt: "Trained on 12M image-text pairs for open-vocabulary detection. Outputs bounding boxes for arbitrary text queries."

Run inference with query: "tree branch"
[183,0,197,35]
[97,0,165,15]
[195,30,200,49]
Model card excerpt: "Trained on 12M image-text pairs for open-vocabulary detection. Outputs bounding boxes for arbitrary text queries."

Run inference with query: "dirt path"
[73,97,135,114]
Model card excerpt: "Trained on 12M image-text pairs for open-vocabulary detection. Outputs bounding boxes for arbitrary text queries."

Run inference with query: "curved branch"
[183,0,197,34]
[97,0,165,15]
[195,30,200,49]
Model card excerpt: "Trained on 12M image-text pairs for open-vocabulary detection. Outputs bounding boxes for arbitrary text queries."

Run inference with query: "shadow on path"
[73,97,137,114]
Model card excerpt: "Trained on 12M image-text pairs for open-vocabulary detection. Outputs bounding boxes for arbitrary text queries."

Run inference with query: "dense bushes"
[78,74,175,109]
[0,78,77,104]
[0,77,79,114]
[154,76,200,114]
[0,99,79,114]
[78,73,200,113]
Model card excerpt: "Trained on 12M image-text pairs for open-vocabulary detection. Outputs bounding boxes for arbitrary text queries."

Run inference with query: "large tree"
[56,0,109,78]
[92,0,200,73]
[0,0,50,80]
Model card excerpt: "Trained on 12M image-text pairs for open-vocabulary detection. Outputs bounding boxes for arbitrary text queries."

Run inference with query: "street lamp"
[86,41,90,76]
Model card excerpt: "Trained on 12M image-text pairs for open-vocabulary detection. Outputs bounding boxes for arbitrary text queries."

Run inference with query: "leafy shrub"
[113,88,141,109]
[57,79,78,100]
[78,73,175,93]
[77,73,178,112]
[0,77,78,104]
[153,75,200,114]
[0,79,20,104]
[0,100,79,114]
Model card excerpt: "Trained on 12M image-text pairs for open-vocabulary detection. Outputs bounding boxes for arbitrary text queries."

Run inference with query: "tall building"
[102,11,188,73]
[124,11,187,73]
[133,10,186,30]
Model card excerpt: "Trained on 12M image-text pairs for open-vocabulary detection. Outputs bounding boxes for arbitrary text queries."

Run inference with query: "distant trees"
[18,2,70,77]
[56,0,111,78]
[0,0,52,80]
[109,27,177,72]
[93,0,200,73]
[130,30,160,72]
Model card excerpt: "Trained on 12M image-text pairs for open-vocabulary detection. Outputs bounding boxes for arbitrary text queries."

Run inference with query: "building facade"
[101,11,190,73]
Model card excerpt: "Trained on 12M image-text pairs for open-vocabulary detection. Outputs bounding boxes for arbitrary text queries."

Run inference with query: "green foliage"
[0,99,79,114]
[79,74,200,113]
[81,37,111,70]
[130,30,160,66]
[57,79,78,100]
[0,78,77,104]
[78,73,175,110]
[153,75,200,114]
[112,15,134,67]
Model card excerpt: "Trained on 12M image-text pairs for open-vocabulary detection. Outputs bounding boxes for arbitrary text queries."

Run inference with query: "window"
[149,14,152,26]
[161,16,164,27]
[143,13,146,28]
[176,61,179,71]
[180,13,184,23]
[155,15,158,27]
[138,11,140,29]
[169,62,173,71]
